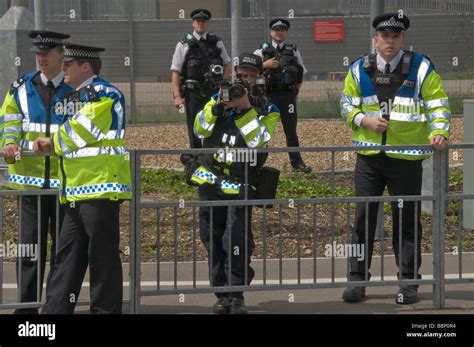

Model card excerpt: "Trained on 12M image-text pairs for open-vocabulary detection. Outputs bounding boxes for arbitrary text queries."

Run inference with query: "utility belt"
[180,154,280,206]
[181,79,217,98]
[181,79,202,90]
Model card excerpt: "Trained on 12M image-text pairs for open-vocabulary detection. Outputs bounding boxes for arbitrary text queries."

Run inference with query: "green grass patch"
[141,167,354,200]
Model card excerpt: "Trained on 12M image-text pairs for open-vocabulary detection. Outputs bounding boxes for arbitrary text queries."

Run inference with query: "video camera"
[204,64,224,87]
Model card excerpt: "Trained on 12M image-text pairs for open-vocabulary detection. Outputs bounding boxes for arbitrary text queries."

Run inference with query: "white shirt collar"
[272,41,285,49]
[376,49,404,73]
[193,31,208,40]
[40,71,64,88]
[75,75,98,91]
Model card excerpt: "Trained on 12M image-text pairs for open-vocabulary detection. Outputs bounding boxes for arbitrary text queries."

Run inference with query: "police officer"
[254,18,311,173]
[33,43,132,314]
[340,14,450,304]
[183,53,279,314]
[0,30,71,314]
[171,9,232,148]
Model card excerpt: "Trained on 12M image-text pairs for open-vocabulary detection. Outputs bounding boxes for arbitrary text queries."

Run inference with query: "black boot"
[229,294,248,314]
[342,287,366,303]
[292,161,312,173]
[213,295,231,314]
[395,286,418,304]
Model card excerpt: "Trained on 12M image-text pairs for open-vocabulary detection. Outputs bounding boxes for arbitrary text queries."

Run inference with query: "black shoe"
[229,297,248,314]
[342,287,366,303]
[292,162,312,173]
[13,308,39,315]
[396,286,418,304]
[213,296,231,314]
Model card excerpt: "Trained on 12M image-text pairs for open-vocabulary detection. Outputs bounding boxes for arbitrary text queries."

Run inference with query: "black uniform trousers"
[16,195,63,307]
[199,187,255,299]
[349,153,423,282]
[42,200,122,314]
[266,89,304,165]
[184,88,212,149]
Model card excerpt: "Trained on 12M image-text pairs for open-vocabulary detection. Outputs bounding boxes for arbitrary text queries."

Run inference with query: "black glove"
[180,154,200,186]
[211,102,225,117]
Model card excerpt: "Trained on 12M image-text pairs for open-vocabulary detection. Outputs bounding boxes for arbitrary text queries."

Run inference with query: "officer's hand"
[221,89,251,110]
[263,58,279,69]
[3,144,21,164]
[430,135,447,151]
[361,117,388,133]
[33,138,53,154]
[174,96,184,109]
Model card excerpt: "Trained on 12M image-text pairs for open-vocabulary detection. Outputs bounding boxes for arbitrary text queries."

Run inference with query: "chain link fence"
[6,0,467,123]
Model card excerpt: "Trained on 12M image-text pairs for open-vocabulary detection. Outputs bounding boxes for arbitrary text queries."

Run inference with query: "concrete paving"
[0,253,472,314]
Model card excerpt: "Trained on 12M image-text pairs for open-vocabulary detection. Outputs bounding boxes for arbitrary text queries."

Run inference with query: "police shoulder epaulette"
[80,84,100,102]
[206,33,220,43]
[350,54,364,66]
[361,53,376,71]
[285,44,296,50]
[181,33,196,44]
[10,77,26,94]
[401,50,414,75]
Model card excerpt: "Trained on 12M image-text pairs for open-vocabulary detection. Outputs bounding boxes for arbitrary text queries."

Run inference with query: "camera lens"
[229,84,245,100]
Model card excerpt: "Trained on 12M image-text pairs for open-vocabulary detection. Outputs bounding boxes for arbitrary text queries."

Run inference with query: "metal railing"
[128,144,474,313]
[0,144,472,313]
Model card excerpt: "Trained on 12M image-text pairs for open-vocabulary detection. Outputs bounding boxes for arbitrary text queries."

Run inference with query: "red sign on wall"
[314,20,345,43]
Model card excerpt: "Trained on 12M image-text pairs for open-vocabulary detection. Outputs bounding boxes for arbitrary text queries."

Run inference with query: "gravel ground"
[125,117,464,172]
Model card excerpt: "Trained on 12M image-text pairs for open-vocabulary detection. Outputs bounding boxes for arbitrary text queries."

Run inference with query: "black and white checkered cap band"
[64,48,101,59]
[377,17,405,30]
[33,36,63,45]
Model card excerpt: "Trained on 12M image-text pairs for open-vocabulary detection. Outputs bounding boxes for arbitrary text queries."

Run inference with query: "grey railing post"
[463,100,474,229]
[129,150,141,313]
[432,148,447,309]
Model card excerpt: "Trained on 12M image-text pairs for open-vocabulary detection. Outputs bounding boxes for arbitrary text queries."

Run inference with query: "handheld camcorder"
[204,64,224,87]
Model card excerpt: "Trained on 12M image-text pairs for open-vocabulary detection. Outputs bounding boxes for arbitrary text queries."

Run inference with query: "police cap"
[372,13,410,32]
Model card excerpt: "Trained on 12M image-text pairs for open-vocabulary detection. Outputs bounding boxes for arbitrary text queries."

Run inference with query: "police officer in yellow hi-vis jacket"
[340,13,450,305]
[0,30,71,314]
[33,43,131,314]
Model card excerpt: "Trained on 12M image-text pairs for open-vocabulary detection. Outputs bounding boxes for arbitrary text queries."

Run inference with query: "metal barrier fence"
[0,153,132,311]
[0,145,472,313]
[128,144,474,314]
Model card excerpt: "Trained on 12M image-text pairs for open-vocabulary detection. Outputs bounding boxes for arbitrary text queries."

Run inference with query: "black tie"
[47,80,55,90]
[384,63,391,74]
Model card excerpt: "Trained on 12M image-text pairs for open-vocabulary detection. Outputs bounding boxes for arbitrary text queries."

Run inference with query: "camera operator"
[181,53,280,314]
[254,18,311,173]
[171,9,232,148]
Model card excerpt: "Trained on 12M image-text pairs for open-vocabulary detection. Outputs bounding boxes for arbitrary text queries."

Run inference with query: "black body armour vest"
[366,52,410,145]
[181,33,223,83]
[261,43,302,88]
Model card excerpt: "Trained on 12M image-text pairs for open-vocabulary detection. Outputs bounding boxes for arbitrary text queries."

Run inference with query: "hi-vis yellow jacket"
[341,51,450,160]
[52,77,131,203]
